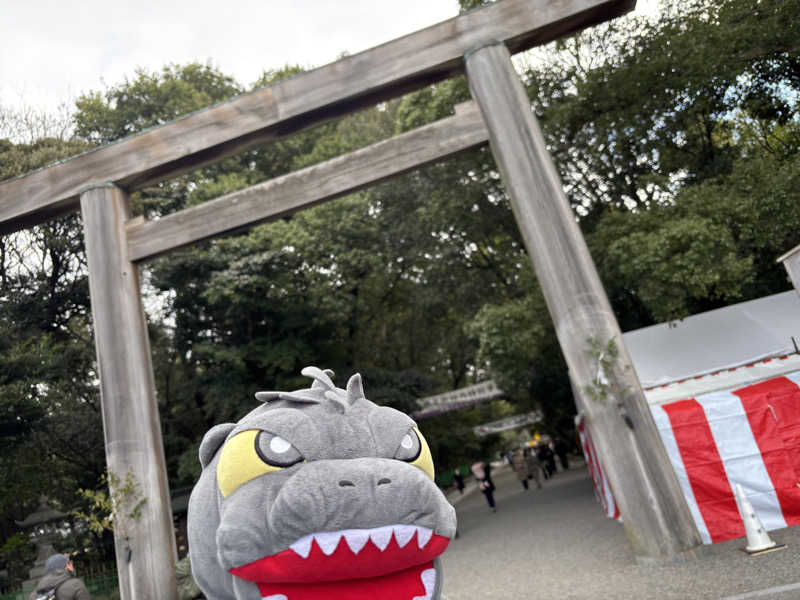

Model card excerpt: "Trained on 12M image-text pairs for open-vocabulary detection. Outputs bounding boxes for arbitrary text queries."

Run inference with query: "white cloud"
[1,0,459,111]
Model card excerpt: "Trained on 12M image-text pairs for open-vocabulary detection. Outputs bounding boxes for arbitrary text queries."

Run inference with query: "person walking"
[537,443,556,478]
[511,448,530,490]
[524,447,543,489]
[470,459,497,512]
[554,437,570,471]
[452,468,465,494]
[29,554,91,600]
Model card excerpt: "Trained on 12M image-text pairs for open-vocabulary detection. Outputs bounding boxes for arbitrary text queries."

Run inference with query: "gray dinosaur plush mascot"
[187,366,457,600]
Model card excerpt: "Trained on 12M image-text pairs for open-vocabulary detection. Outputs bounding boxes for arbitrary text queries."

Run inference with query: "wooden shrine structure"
[0,0,703,598]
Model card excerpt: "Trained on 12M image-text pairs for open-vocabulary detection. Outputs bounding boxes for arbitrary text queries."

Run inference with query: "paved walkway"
[441,460,800,599]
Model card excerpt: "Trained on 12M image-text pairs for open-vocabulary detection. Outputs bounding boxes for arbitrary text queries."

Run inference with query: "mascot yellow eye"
[395,427,435,480]
[217,430,302,497]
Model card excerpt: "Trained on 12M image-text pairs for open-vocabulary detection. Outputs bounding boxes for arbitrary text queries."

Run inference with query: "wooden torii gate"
[0,0,702,598]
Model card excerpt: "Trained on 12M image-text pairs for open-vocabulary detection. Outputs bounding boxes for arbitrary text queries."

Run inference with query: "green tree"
[523,0,799,219]
[0,127,104,569]
[465,0,800,437]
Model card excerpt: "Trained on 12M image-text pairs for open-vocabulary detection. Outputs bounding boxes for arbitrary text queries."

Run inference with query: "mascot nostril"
[187,366,457,600]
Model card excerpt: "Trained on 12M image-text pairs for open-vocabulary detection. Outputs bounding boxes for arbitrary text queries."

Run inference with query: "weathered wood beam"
[0,0,635,234]
[80,185,178,600]
[126,102,489,262]
[465,41,702,559]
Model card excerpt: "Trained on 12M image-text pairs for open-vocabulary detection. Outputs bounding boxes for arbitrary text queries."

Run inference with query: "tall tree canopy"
[1,0,798,584]
[469,0,800,417]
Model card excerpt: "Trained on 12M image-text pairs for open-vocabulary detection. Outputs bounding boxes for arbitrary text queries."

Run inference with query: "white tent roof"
[622,291,800,403]
[641,354,800,405]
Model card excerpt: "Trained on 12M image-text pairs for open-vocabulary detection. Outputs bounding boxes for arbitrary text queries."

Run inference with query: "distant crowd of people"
[511,446,542,490]
[508,437,570,492]
[456,436,573,512]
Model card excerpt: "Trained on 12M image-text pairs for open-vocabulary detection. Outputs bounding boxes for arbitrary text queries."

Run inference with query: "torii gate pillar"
[81,185,178,600]
[464,41,702,558]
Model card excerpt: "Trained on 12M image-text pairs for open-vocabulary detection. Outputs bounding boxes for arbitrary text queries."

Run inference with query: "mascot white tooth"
[188,366,457,600]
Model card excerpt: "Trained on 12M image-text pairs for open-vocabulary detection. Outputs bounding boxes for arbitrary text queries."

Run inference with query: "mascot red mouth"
[229,524,450,600]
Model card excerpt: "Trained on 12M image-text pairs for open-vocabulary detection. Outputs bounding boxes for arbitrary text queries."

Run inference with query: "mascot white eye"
[395,430,422,461]
[395,427,435,480]
[256,432,303,468]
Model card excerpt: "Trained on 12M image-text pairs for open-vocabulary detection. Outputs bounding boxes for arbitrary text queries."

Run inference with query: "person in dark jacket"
[470,460,497,512]
[29,554,91,600]
[554,437,570,471]
[452,468,465,494]
[537,443,556,478]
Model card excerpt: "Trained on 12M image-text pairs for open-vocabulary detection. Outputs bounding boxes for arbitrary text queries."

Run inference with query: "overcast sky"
[1,0,459,113]
[1,0,656,115]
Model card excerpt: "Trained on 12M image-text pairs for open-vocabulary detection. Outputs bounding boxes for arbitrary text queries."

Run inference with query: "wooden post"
[464,41,702,559]
[80,185,178,600]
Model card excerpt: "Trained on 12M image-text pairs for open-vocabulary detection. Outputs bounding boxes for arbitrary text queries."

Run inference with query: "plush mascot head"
[187,366,457,600]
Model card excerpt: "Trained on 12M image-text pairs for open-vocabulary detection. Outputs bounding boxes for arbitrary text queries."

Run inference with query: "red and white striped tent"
[577,419,620,521]
[579,291,800,543]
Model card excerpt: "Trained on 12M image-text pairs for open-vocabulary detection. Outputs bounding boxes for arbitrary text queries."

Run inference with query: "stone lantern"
[15,497,68,595]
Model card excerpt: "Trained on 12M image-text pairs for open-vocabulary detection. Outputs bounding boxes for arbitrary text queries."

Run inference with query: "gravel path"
[440,460,800,599]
